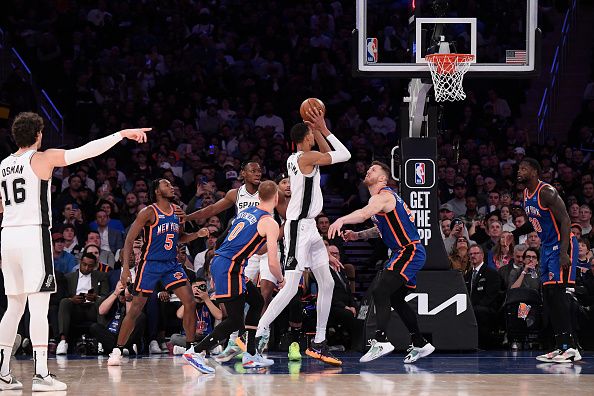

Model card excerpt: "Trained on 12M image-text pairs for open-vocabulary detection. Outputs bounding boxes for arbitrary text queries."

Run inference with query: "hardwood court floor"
[7,351,594,395]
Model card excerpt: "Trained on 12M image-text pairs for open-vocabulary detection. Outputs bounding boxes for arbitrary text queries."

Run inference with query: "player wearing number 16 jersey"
[0,112,150,391]
[518,158,581,364]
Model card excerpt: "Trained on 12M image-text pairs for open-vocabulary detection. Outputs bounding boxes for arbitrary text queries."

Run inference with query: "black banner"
[364,270,478,350]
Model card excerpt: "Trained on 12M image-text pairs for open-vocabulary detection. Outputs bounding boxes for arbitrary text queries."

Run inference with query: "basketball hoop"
[425,53,475,102]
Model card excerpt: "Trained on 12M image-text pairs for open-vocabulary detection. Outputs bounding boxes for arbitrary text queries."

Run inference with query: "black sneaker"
[305,340,342,366]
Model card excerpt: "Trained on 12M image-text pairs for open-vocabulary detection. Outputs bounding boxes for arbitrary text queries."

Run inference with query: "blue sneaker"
[183,350,216,374]
[242,352,274,368]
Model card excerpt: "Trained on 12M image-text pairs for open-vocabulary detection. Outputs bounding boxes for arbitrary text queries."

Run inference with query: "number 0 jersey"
[215,207,269,262]
[523,181,560,247]
[371,187,420,251]
[0,150,52,227]
[141,204,180,262]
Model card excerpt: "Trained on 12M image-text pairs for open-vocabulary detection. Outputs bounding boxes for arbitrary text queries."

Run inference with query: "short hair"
[523,247,540,260]
[195,277,207,283]
[521,157,542,174]
[11,112,44,148]
[275,172,289,183]
[371,161,391,179]
[290,123,309,144]
[87,230,100,238]
[469,244,483,254]
[513,244,528,254]
[258,180,278,201]
[150,178,166,202]
[80,252,97,264]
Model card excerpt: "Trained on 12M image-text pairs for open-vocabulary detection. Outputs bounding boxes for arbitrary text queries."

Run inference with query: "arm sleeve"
[64,132,123,165]
[326,134,351,164]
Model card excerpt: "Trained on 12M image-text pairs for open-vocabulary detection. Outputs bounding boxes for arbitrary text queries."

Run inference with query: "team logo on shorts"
[549,272,555,281]
[173,272,183,280]
[415,163,425,185]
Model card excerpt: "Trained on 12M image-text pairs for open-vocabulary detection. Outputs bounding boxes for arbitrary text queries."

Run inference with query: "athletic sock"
[411,333,426,347]
[247,329,257,355]
[33,347,49,377]
[0,347,12,376]
[375,330,388,343]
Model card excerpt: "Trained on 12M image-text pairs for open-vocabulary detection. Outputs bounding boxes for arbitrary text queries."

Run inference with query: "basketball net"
[426,53,474,102]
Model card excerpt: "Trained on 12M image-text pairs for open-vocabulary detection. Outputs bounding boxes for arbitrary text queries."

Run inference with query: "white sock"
[0,346,13,376]
[33,347,49,377]
[256,271,301,338]
[229,331,238,342]
[311,265,334,344]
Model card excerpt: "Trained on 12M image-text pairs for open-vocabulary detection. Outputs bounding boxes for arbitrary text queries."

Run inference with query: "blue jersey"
[215,207,269,264]
[523,181,560,247]
[141,204,180,262]
[371,187,420,251]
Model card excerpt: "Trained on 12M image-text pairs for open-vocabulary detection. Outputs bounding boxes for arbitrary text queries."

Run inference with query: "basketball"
[300,98,325,122]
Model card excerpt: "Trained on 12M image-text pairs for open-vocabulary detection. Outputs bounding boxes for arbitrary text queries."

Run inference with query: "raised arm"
[540,185,571,269]
[257,216,285,288]
[328,193,393,239]
[179,227,209,243]
[342,226,381,242]
[185,189,237,222]
[121,206,153,286]
[33,129,150,179]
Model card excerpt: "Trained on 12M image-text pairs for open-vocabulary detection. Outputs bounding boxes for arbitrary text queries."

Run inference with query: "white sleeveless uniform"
[235,184,277,284]
[284,152,328,271]
[0,150,56,294]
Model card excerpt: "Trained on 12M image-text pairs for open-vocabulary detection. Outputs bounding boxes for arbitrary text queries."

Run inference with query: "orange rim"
[426,53,475,75]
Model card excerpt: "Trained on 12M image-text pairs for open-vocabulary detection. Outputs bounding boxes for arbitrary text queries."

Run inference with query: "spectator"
[500,205,515,232]
[526,231,541,250]
[255,102,284,133]
[366,105,396,136]
[447,181,468,217]
[499,244,529,289]
[52,232,77,274]
[56,253,110,354]
[579,205,593,235]
[61,224,82,256]
[461,195,483,228]
[78,231,116,267]
[90,210,124,255]
[444,218,470,254]
[120,192,140,229]
[484,89,511,119]
[510,248,541,291]
[193,229,220,273]
[490,231,515,270]
[465,245,502,348]
[569,203,580,224]
[439,203,455,221]
[480,220,503,255]
[449,236,471,272]
[440,219,452,239]
[328,245,358,350]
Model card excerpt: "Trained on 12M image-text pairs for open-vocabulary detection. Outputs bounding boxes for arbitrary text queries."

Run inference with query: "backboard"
[354,0,541,78]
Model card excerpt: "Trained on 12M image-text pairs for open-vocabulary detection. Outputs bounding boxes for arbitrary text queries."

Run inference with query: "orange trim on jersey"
[154,203,174,216]
[405,284,417,289]
[135,207,160,292]
[165,278,187,290]
[378,212,410,247]
[387,248,406,271]
[217,232,260,299]
[526,181,543,201]
[399,242,419,281]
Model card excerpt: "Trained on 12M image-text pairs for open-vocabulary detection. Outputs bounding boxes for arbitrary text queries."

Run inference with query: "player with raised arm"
[191,181,285,370]
[255,107,350,366]
[0,112,149,391]
[107,179,210,371]
[518,158,581,363]
[328,161,434,364]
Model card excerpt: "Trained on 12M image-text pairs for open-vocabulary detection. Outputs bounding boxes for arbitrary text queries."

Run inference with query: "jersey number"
[228,222,245,241]
[1,178,26,206]
[529,218,542,233]
[164,234,174,250]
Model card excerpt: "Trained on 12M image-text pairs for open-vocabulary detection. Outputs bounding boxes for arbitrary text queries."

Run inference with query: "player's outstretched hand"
[119,128,152,143]
[327,219,344,240]
[328,253,344,270]
[197,228,210,238]
[303,107,326,132]
[120,268,131,289]
[342,230,358,241]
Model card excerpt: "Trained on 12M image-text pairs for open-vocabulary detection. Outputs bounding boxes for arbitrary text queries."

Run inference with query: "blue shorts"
[211,255,247,300]
[541,236,578,285]
[384,242,426,288]
[134,259,188,294]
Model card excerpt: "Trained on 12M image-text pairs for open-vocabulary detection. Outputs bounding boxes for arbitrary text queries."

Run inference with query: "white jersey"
[286,151,323,220]
[0,150,52,228]
[235,184,260,213]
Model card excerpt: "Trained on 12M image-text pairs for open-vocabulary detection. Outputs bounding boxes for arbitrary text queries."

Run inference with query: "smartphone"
[87,288,95,294]
[78,293,85,297]
[208,144,216,155]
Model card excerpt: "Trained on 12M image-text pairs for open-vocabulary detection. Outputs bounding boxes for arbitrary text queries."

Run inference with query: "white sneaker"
[0,373,23,390]
[211,345,223,356]
[107,348,123,366]
[536,349,563,362]
[160,342,168,352]
[149,340,163,354]
[32,373,67,392]
[56,340,68,355]
[404,342,435,364]
[360,339,395,363]
[214,340,242,363]
[552,348,582,363]
[183,350,216,374]
[242,352,274,368]
[173,345,186,356]
[12,334,22,356]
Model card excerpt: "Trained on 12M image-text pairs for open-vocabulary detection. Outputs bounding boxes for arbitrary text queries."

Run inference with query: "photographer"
[170,278,222,354]
[510,248,541,291]
[90,280,145,355]
[444,218,470,254]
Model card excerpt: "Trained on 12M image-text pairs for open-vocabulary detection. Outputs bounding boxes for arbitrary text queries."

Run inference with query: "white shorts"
[284,218,329,272]
[1,225,57,295]
[244,253,278,284]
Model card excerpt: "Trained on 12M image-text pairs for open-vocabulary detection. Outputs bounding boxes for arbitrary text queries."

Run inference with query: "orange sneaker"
[305,340,342,366]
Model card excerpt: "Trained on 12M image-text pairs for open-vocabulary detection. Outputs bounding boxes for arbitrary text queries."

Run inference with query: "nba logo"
[366,38,378,63]
[415,163,425,185]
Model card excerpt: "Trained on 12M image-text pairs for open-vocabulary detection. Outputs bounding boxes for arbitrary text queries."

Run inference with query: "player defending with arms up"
[192,181,285,370]
[518,158,581,363]
[255,107,350,366]
[0,112,149,391]
[328,162,434,364]
[107,179,209,371]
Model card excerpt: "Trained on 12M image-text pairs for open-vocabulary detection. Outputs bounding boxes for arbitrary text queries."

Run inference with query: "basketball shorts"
[134,259,188,294]
[384,241,426,288]
[1,225,56,295]
[244,252,279,284]
[211,255,248,300]
[284,218,329,272]
[541,236,578,285]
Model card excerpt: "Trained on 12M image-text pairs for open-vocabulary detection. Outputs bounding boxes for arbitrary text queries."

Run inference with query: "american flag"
[506,50,527,64]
